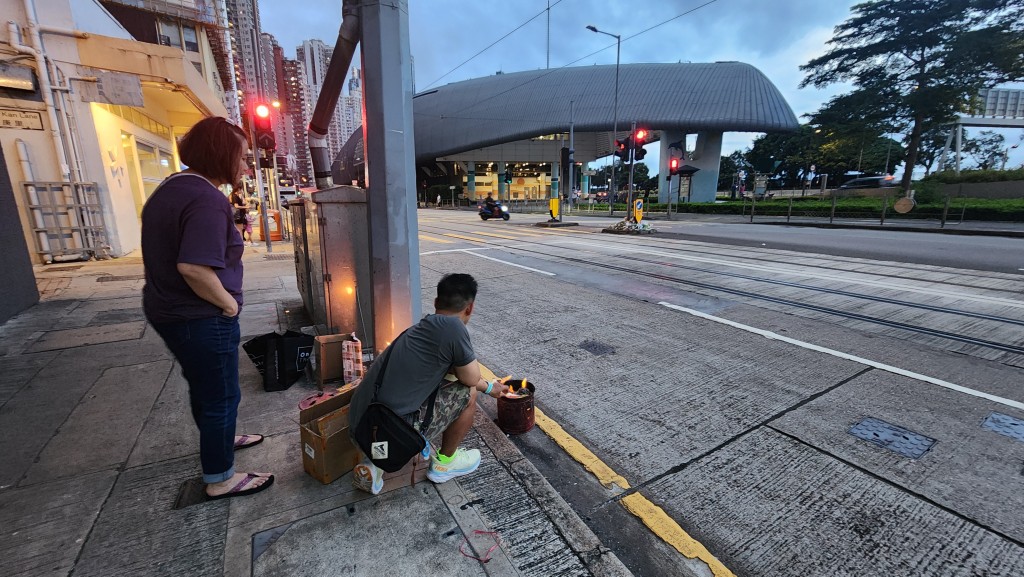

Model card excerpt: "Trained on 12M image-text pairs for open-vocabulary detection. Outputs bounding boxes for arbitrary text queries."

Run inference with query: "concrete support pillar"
[689,131,723,203]
[360,0,420,351]
[581,161,590,201]
[550,161,560,200]
[467,161,476,199]
[658,129,687,203]
[497,161,507,200]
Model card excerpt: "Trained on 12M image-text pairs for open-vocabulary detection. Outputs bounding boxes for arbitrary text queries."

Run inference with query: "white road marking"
[546,238,1024,309]
[420,247,493,255]
[463,250,556,275]
[659,301,1024,411]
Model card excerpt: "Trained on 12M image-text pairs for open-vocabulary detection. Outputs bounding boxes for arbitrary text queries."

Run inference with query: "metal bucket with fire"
[496,379,535,434]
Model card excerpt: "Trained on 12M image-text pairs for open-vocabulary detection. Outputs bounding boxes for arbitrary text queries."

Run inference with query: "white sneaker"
[427,448,480,483]
[352,459,383,495]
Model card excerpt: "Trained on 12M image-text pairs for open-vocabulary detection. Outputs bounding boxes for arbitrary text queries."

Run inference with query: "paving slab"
[251,484,486,577]
[24,321,146,353]
[643,428,1024,577]
[22,360,172,485]
[772,369,1024,543]
[72,457,230,577]
[0,351,56,408]
[0,470,116,577]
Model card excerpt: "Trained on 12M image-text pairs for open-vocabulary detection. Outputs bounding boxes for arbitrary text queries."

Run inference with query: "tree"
[718,151,751,191]
[963,130,1006,169]
[801,0,1024,193]
[916,122,960,176]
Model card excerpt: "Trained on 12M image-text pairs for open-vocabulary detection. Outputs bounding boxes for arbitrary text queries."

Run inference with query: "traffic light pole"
[627,121,636,222]
[246,111,273,252]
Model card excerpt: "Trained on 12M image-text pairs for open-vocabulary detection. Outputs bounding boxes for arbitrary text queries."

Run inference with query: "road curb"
[472,398,634,577]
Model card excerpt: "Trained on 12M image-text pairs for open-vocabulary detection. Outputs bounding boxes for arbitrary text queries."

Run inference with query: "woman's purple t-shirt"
[142,173,244,323]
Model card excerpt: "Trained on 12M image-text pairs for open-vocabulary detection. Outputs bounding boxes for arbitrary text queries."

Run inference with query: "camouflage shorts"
[411,380,471,446]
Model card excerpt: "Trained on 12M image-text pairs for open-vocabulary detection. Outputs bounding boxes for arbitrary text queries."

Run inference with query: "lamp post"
[586,25,620,217]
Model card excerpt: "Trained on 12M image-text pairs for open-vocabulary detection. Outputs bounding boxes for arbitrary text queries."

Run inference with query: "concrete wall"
[0,143,39,323]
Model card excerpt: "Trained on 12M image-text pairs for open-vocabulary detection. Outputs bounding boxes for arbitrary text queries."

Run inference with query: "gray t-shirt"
[348,314,476,430]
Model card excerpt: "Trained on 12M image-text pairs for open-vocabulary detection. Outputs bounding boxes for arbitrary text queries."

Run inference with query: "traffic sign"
[633,198,644,223]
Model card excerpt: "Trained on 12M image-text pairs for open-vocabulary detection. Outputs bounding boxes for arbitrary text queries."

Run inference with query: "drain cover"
[264,253,293,261]
[96,274,145,282]
[982,412,1024,443]
[580,339,616,356]
[848,417,936,459]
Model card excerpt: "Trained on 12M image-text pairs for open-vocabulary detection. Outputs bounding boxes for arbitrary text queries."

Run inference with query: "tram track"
[419,222,1024,357]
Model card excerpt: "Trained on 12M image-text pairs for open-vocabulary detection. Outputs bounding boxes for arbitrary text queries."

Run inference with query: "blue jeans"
[151,315,240,484]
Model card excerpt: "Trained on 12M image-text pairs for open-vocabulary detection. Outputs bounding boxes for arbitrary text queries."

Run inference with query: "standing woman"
[142,117,274,500]
[229,187,248,240]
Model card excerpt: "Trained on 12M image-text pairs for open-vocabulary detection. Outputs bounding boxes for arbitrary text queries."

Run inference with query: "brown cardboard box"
[299,384,359,484]
[312,334,348,390]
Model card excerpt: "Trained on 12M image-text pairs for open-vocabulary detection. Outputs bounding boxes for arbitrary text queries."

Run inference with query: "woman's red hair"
[177,117,248,186]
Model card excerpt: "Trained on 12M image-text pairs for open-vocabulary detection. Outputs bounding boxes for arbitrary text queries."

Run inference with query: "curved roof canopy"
[411,61,798,162]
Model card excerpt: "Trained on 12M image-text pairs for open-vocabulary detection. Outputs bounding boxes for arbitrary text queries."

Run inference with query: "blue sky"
[261,0,1024,174]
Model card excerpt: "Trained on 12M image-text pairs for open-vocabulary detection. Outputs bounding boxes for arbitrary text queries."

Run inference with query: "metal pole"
[627,121,636,221]
[787,196,793,222]
[940,195,951,228]
[881,194,888,225]
[566,100,574,223]
[830,190,837,224]
[608,35,620,216]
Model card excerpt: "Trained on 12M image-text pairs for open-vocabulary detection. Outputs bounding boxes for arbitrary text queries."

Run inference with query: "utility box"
[292,186,374,346]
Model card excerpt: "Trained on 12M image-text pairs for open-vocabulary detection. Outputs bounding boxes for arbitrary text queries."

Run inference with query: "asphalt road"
[417,209,1024,577]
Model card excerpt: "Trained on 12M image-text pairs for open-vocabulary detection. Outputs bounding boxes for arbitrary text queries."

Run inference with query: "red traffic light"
[255,104,271,118]
[669,158,680,170]
[634,128,648,142]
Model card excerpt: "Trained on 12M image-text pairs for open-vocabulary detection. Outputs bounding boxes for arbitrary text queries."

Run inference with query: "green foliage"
[800,0,1024,190]
[923,168,1024,183]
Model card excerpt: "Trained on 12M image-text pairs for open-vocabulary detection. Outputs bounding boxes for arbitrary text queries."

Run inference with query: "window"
[158,20,181,49]
[183,26,199,52]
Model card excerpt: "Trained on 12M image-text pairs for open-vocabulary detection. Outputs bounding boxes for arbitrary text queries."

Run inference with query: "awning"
[75,33,227,127]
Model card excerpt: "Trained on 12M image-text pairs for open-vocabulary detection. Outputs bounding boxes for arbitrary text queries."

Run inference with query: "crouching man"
[347,273,508,494]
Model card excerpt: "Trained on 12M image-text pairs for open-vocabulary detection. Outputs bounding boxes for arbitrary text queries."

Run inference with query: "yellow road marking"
[442,233,490,244]
[468,230,521,240]
[478,363,737,577]
[418,233,453,244]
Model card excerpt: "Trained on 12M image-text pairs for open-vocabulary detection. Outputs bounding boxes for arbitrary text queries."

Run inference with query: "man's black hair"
[437,273,477,311]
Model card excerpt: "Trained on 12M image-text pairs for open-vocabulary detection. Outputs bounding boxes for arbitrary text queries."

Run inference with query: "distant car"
[839,175,898,189]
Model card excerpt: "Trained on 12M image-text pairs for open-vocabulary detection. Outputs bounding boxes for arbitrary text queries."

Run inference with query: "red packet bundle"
[342,333,363,384]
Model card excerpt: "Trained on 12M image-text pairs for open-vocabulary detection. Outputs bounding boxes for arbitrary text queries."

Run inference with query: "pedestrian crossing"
[417,224,593,246]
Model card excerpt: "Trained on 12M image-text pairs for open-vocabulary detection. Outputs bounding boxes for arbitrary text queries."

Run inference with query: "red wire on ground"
[459,530,501,563]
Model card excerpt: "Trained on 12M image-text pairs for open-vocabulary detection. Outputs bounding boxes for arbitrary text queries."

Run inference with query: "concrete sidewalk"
[0,244,630,577]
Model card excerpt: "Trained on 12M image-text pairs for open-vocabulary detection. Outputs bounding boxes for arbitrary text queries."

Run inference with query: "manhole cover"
[96,274,145,282]
[580,340,615,356]
[848,417,935,459]
[264,254,293,261]
[981,412,1024,443]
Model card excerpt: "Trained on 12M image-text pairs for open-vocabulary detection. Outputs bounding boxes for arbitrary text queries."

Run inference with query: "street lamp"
[586,25,620,216]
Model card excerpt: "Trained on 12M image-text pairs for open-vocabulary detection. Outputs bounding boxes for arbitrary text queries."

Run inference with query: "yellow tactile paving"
[418,234,453,244]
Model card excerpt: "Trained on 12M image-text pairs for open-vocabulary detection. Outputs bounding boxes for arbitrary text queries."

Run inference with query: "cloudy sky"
[260,0,1024,173]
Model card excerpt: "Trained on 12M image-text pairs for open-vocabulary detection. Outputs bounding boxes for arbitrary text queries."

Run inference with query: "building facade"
[0,0,227,275]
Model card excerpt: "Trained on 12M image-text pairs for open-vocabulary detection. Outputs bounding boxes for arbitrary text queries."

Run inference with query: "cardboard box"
[312,334,348,390]
[299,384,359,484]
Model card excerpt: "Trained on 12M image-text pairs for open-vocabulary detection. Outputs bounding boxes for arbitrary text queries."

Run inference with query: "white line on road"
[659,301,1024,411]
[420,247,493,255]
[551,239,1024,309]
[463,250,556,275]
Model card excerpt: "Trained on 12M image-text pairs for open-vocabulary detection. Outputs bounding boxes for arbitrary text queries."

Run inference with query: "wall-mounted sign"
[74,67,144,107]
[0,109,44,130]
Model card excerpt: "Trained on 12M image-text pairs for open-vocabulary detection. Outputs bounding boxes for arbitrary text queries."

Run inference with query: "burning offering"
[496,378,535,435]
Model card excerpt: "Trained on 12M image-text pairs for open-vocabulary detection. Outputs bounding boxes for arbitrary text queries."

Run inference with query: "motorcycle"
[479,203,510,221]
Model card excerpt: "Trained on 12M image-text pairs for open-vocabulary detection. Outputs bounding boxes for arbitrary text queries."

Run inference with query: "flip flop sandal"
[233,434,264,451]
[206,473,275,501]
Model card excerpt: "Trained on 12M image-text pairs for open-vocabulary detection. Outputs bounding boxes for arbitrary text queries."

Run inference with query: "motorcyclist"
[483,194,498,215]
